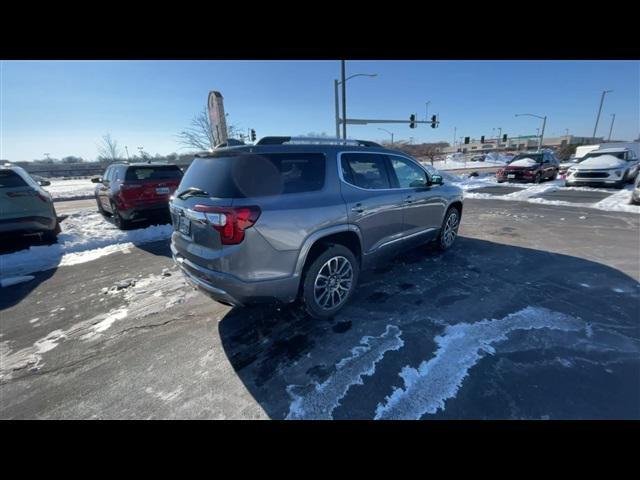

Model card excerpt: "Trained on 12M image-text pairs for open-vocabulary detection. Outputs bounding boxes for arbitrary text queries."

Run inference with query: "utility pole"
[608,113,616,141]
[425,101,430,121]
[592,90,613,142]
[341,60,347,140]
[453,126,456,152]
[334,79,340,138]
[125,146,130,160]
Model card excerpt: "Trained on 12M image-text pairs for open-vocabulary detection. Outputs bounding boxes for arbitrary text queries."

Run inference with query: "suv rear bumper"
[0,216,57,234]
[119,202,170,220]
[171,244,300,307]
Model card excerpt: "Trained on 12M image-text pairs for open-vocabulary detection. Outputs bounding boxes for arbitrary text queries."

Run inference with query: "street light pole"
[592,89,613,142]
[334,79,340,138]
[378,128,393,146]
[425,101,430,121]
[515,113,546,150]
[608,113,616,141]
[125,146,130,160]
[334,66,378,140]
[341,61,347,140]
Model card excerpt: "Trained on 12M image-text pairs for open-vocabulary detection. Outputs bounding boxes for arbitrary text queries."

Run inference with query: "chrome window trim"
[336,151,432,192]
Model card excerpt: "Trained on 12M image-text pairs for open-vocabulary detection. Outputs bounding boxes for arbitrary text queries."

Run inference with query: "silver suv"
[169,137,464,319]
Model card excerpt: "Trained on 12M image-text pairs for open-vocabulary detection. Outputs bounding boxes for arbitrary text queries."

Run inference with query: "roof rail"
[256,136,382,147]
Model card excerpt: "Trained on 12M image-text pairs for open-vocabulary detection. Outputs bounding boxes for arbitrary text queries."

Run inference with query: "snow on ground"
[424,153,511,171]
[441,170,640,214]
[0,209,172,281]
[44,178,95,200]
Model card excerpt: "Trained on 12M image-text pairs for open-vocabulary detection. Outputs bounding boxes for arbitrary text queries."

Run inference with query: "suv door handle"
[404,195,414,204]
[351,203,365,213]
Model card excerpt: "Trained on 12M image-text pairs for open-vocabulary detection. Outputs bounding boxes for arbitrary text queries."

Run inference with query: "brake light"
[193,205,261,245]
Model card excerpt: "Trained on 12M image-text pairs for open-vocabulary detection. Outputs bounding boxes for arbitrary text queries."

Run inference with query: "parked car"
[0,165,60,242]
[496,151,559,183]
[559,154,584,177]
[169,137,464,319]
[470,154,486,162]
[565,147,639,189]
[631,175,640,205]
[93,162,183,229]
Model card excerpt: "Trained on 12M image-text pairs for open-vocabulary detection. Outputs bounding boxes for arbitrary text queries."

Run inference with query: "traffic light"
[430,114,437,129]
[251,129,256,142]
[502,134,507,142]
[464,136,470,145]
[409,114,416,129]
[481,136,485,144]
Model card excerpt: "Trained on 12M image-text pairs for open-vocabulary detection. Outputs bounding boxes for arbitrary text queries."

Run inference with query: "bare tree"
[177,107,217,151]
[177,107,245,150]
[97,133,123,162]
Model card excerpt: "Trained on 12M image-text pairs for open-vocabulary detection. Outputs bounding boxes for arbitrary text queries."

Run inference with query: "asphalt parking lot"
[1,198,639,419]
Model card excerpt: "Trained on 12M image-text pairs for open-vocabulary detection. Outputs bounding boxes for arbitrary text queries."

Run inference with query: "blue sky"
[1,60,638,161]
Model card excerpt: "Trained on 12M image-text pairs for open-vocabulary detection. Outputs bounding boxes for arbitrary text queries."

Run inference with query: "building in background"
[442,135,608,154]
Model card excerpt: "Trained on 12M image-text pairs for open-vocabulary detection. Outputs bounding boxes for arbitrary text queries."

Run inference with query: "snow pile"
[44,178,96,200]
[374,307,584,420]
[0,209,173,281]
[438,170,640,214]
[509,158,537,168]
[427,154,510,171]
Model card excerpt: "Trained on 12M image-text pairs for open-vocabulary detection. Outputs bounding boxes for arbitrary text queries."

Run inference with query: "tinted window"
[126,165,183,181]
[178,153,325,198]
[341,154,391,190]
[0,170,28,188]
[389,157,428,188]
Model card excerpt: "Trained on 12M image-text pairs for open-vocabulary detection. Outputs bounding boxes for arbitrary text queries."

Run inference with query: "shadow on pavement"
[218,237,640,420]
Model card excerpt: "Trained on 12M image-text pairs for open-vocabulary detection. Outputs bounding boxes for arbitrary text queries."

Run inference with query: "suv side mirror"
[91,176,102,183]
[38,179,51,187]
[431,174,443,185]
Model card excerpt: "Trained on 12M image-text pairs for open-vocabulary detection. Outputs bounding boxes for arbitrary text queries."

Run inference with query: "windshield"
[582,151,626,161]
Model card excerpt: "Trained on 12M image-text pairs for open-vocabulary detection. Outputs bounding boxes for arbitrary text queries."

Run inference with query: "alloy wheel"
[313,256,354,310]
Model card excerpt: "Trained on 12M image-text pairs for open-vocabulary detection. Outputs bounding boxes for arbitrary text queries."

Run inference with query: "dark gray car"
[169,137,464,319]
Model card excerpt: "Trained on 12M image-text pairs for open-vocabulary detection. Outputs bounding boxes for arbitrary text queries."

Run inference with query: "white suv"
[565,147,639,188]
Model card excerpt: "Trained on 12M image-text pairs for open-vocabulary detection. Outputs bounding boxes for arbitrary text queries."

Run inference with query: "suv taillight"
[193,205,261,245]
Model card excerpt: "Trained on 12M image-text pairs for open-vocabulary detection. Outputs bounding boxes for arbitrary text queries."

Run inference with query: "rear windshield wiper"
[176,187,209,200]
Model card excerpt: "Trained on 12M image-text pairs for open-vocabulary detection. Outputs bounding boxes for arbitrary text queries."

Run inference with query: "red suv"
[93,162,183,229]
[496,151,559,184]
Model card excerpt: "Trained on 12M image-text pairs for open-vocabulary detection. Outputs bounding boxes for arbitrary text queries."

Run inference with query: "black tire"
[550,170,558,181]
[110,201,130,230]
[301,244,359,320]
[534,172,542,184]
[436,206,461,251]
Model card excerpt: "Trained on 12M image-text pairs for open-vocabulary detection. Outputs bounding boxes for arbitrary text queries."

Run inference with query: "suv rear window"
[179,153,326,198]
[125,165,183,181]
[0,170,28,188]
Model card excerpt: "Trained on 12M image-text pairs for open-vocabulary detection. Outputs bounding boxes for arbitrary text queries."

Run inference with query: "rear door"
[386,155,446,244]
[339,152,404,257]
